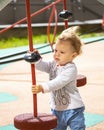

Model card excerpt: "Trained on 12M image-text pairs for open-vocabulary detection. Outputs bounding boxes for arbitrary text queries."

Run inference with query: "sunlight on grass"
[0,34,57,49]
[80,32,104,38]
[0,37,28,49]
[0,32,104,49]
[0,35,47,49]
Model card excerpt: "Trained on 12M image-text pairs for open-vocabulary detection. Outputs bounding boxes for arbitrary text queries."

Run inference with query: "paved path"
[0,41,104,129]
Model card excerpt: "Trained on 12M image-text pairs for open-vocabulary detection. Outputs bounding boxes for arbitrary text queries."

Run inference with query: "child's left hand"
[32,84,43,94]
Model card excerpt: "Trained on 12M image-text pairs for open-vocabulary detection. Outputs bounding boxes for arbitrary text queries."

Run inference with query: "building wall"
[0,0,103,25]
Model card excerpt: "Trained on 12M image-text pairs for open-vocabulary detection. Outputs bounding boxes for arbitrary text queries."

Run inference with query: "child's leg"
[68,107,85,130]
[53,122,67,130]
[51,109,67,130]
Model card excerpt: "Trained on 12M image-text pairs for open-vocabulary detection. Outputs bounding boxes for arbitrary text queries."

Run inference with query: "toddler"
[32,26,85,130]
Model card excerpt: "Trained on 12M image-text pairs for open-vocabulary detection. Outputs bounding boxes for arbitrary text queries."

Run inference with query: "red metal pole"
[25,0,37,117]
[102,14,104,29]
[63,0,68,29]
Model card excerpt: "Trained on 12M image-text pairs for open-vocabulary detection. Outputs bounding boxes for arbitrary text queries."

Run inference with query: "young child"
[32,26,85,130]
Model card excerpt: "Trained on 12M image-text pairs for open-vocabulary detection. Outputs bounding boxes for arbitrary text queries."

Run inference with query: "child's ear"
[72,52,77,58]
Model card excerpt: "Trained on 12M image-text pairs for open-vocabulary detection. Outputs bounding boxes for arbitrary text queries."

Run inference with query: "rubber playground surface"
[0,39,104,130]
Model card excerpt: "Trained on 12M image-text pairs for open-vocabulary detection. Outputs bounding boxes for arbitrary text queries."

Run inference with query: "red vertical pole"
[25,0,37,117]
[63,0,68,29]
[102,14,104,29]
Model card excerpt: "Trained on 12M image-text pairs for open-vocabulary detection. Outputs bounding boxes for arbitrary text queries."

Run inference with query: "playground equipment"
[14,0,63,130]
[14,1,58,130]
[59,10,72,20]
[0,0,87,130]
[97,0,104,29]
[102,15,104,29]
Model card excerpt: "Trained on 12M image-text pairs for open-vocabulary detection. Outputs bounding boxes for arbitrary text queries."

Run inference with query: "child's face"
[53,40,77,66]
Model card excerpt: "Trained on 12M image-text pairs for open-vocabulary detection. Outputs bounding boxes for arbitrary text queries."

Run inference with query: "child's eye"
[60,51,64,54]
[54,49,57,52]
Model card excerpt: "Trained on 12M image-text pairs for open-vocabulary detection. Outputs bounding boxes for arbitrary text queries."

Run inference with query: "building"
[0,0,104,25]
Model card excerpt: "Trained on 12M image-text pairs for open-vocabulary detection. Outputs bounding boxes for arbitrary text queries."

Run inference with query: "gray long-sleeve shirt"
[36,59,84,111]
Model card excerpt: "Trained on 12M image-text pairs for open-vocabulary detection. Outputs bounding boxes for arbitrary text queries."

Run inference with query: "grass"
[80,32,104,38]
[0,32,104,49]
[0,35,48,49]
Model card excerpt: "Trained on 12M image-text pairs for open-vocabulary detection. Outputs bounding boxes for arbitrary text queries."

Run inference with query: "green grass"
[0,35,48,49]
[0,32,104,49]
[0,34,56,49]
[80,32,104,38]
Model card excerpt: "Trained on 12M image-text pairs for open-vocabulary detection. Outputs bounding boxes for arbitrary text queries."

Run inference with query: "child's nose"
[55,52,60,56]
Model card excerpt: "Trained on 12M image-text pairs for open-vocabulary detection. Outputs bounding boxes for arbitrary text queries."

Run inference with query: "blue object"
[0,124,17,130]
[85,112,104,127]
[0,92,18,103]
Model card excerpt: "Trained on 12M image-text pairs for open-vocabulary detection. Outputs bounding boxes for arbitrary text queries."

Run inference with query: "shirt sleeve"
[42,64,77,93]
[35,59,53,73]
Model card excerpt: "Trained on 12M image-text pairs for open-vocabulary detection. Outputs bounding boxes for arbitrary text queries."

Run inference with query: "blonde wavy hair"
[57,26,83,55]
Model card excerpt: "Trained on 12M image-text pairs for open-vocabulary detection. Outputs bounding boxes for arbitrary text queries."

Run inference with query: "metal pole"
[25,0,37,117]
[63,0,68,29]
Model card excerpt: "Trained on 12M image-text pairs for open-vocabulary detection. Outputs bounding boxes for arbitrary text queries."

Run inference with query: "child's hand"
[28,49,40,56]
[32,84,43,94]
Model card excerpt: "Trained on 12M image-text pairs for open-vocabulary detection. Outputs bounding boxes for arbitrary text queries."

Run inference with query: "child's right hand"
[28,49,39,54]
[32,84,43,94]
